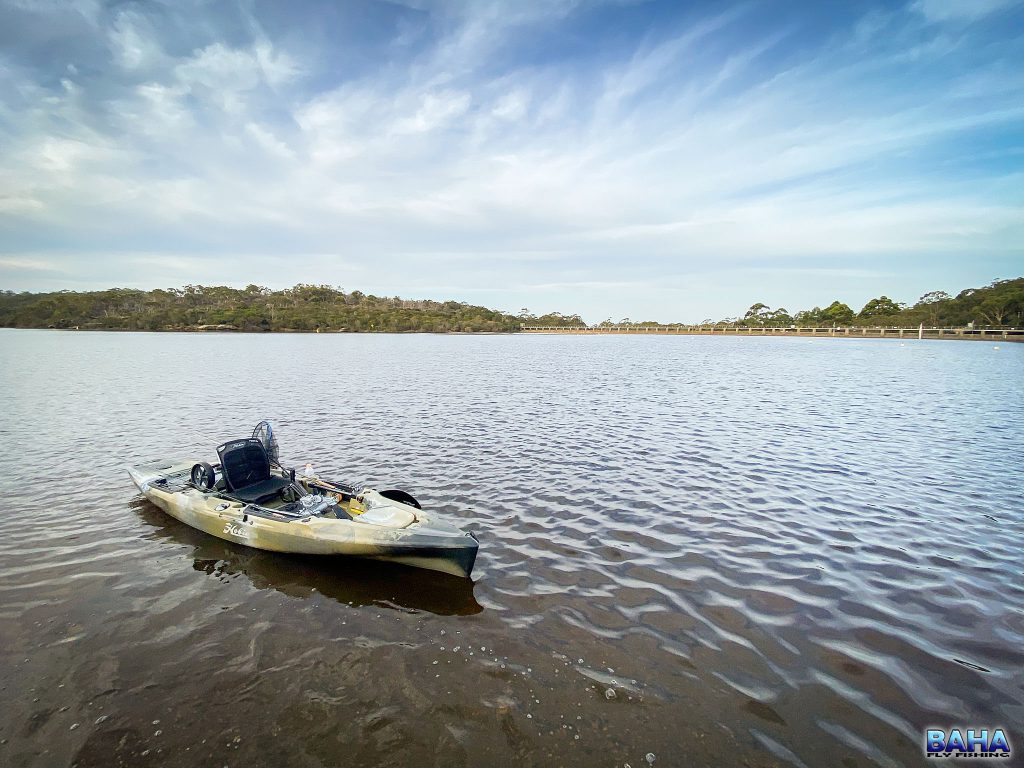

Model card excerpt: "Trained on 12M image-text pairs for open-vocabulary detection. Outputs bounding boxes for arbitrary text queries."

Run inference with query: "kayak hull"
[128,459,479,578]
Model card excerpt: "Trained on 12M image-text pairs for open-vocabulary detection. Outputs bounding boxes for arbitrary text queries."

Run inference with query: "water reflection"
[132,497,483,616]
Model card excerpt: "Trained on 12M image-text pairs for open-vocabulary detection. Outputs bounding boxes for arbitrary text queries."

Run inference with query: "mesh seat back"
[217,438,271,492]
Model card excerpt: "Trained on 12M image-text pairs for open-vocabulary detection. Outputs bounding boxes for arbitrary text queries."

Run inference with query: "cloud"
[912,0,1019,22]
[0,257,62,272]
[0,0,1020,320]
[393,89,472,134]
[109,9,165,71]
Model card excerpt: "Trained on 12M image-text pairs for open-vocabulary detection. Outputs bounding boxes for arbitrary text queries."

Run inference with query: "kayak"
[127,423,479,578]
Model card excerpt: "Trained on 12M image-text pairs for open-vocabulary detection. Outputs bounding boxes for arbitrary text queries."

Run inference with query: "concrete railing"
[520,325,1024,342]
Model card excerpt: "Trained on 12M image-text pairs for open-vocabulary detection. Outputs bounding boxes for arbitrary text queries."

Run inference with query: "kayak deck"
[128,459,478,578]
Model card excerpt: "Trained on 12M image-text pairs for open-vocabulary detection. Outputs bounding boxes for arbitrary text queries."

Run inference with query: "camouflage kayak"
[127,426,479,578]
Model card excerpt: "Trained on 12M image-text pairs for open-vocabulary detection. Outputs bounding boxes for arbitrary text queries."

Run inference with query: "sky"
[0,0,1021,323]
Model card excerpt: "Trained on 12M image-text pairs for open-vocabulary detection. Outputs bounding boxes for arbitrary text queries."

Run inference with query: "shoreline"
[521,326,1024,343]
[2,326,1021,342]
[0,326,515,335]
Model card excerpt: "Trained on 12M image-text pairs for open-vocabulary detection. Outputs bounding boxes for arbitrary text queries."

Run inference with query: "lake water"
[0,329,1021,767]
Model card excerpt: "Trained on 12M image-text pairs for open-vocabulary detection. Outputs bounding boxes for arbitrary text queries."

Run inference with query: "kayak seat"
[217,438,290,505]
[227,476,291,504]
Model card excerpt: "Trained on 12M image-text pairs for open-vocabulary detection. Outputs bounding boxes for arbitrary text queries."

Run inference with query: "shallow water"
[0,329,1021,767]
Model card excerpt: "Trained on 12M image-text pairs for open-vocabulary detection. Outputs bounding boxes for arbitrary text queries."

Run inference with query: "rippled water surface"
[1,329,1022,767]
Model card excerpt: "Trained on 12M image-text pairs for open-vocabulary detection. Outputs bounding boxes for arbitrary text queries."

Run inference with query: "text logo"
[223,522,247,537]
[926,728,1011,759]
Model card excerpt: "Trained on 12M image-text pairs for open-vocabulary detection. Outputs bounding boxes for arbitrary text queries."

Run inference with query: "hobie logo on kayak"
[926,727,1011,759]
[223,522,247,537]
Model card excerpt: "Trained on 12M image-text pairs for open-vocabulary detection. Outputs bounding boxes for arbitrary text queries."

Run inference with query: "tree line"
[1,277,1019,333]
[0,284,585,332]
[594,277,1024,329]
